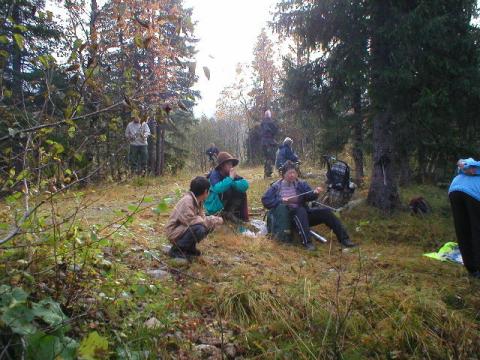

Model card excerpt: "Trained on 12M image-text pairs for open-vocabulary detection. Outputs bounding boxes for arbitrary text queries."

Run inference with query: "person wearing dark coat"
[262,161,356,250]
[275,137,299,170]
[260,109,278,178]
[206,143,219,162]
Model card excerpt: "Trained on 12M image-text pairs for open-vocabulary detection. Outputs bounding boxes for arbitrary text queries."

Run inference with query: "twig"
[0,167,101,246]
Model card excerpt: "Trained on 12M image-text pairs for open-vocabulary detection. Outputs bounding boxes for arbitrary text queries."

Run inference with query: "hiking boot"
[222,211,244,225]
[189,248,202,257]
[168,247,187,259]
[340,238,357,248]
[304,242,316,251]
[469,271,480,279]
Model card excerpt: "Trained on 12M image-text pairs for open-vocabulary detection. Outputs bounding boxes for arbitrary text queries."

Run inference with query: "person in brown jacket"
[165,176,223,259]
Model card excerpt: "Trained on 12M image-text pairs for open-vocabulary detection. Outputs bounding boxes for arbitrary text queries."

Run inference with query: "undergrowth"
[1,166,479,359]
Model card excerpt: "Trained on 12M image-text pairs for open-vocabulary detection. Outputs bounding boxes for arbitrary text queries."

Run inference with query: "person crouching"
[262,161,356,250]
[165,176,223,259]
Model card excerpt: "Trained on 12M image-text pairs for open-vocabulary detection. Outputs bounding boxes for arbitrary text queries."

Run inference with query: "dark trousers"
[290,206,350,245]
[449,191,480,274]
[129,145,148,174]
[263,144,276,177]
[221,188,248,221]
[173,224,209,254]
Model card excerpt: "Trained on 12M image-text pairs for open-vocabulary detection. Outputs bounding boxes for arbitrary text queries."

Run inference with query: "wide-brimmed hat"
[216,151,239,169]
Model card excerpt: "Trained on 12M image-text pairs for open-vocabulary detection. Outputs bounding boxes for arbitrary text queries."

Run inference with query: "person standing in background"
[125,118,151,174]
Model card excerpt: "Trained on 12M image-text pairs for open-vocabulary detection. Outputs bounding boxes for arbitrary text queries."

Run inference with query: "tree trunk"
[159,128,165,175]
[155,124,161,176]
[367,107,401,210]
[398,149,412,186]
[11,5,22,97]
[367,2,401,211]
[148,119,156,174]
[352,88,364,185]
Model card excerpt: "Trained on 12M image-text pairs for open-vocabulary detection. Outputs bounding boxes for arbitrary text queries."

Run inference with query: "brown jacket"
[164,192,220,243]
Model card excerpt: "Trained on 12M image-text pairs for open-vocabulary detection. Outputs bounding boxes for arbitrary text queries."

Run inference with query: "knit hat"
[280,160,298,176]
[283,137,293,145]
[215,151,239,169]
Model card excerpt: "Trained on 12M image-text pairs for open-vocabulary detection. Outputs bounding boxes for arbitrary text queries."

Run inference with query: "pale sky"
[183,0,280,117]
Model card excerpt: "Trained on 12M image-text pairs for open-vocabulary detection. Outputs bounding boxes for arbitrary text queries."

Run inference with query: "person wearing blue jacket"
[275,137,299,170]
[205,151,249,223]
[262,161,356,250]
[449,158,480,278]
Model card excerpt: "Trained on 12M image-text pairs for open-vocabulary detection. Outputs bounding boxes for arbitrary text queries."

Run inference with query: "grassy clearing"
[1,165,480,359]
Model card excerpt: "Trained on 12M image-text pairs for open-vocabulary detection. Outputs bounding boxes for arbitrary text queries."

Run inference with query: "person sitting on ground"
[449,158,480,279]
[275,137,299,171]
[205,151,249,224]
[206,143,219,163]
[165,176,223,259]
[261,160,356,250]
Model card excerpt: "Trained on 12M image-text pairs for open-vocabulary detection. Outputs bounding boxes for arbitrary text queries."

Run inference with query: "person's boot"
[222,211,243,225]
[340,238,357,248]
[188,248,202,257]
[168,246,187,259]
[469,271,480,279]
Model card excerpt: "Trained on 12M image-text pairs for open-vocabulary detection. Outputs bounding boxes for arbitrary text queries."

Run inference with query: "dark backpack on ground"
[266,204,292,243]
[409,197,431,215]
[327,160,350,190]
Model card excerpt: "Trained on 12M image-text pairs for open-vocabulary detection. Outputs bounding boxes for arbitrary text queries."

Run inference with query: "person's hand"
[214,216,223,225]
[229,168,237,179]
[282,197,289,203]
[313,186,324,194]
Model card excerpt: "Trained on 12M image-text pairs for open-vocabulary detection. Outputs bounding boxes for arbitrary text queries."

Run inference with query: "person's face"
[220,161,234,174]
[197,188,209,202]
[133,118,140,123]
[283,169,298,183]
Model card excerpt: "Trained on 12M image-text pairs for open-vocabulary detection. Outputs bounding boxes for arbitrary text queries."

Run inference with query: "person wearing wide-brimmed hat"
[205,151,249,223]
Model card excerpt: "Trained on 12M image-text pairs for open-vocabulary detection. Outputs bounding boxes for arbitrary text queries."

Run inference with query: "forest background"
[1,0,480,358]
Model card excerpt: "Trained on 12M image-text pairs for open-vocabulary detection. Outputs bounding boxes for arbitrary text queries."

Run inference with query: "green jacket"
[205,169,249,214]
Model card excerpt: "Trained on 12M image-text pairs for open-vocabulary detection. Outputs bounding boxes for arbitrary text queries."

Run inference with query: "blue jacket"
[449,158,480,201]
[275,144,299,169]
[206,146,219,159]
[261,179,318,209]
[205,169,249,214]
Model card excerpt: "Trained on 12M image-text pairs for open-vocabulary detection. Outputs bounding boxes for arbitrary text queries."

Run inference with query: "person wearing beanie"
[261,161,357,250]
[205,151,250,224]
[165,176,223,259]
[205,143,219,164]
[260,109,278,178]
[449,158,480,278]
[275,137,299,171]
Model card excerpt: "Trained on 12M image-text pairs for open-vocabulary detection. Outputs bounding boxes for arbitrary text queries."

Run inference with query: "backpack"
[266,204,292,243]
[409,197,431,215]
[327,160,350,190]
